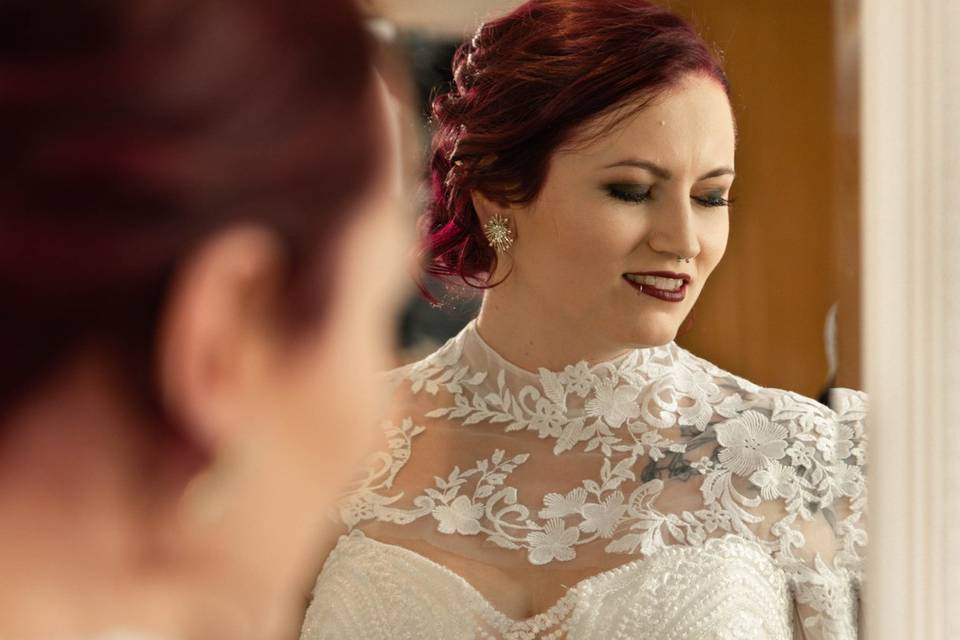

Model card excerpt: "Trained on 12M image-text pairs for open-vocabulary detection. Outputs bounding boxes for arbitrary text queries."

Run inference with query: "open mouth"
[623,272,690,302]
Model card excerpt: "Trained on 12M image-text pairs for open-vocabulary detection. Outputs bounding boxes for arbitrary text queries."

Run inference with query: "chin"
[617,320,678,348]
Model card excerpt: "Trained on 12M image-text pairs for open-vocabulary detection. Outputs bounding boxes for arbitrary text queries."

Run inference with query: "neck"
[476,284,634,372]
[0,355,249,640]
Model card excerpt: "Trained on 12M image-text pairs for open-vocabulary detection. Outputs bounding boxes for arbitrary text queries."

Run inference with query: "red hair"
[422,0,729,294]
[0,0,381,421]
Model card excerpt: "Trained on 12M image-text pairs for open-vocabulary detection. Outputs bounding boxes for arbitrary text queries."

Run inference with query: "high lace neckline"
[463,318,674,381]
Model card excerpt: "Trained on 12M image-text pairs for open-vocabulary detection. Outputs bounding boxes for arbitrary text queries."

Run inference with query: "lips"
[624,274,682,291]
[624,271,691,288]
[623,270,692,303]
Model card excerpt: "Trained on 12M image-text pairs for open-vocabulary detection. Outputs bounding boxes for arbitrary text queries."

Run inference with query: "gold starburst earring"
[483,213,514,253]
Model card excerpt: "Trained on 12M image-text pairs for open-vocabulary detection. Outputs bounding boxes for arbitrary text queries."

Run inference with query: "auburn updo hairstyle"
[0,0,382,424]
[422,0,729,293]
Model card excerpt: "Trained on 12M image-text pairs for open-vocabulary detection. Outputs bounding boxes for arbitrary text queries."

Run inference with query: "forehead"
[558,74,736,172]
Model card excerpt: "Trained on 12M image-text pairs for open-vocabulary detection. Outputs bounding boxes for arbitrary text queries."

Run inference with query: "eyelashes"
[695,194,735,208]
[606,185,652,204]
[605,184,734,208]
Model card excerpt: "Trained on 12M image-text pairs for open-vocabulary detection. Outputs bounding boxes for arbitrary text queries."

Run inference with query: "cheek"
[524,196,639,283]
[277,217,404,492]
[699,214,730,273]
[279,299,389,504]
[331,296,395,427]
[308,211,407,465]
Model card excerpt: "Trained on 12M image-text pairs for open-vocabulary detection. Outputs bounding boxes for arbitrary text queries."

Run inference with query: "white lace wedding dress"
[300,319,867,639]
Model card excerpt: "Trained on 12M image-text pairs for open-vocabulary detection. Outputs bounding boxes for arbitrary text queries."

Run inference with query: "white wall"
[862,0,960,637]
[945,2,960,638]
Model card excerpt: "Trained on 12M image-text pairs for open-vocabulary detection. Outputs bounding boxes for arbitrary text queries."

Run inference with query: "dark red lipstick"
[623,270,691,303]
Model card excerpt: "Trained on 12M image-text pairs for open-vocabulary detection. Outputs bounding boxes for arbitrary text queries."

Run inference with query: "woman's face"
[506,74,736,348]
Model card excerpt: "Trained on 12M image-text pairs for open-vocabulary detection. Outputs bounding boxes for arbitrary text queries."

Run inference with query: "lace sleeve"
[767,388,868,639]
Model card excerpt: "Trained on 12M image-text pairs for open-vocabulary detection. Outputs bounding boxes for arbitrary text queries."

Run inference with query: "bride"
[301,0,867,638]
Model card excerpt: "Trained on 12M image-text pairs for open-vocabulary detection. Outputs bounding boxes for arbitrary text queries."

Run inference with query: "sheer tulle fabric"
[301,320,867,639]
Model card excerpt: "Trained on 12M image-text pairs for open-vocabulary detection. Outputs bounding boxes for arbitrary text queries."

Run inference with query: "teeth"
[625,274,685,291]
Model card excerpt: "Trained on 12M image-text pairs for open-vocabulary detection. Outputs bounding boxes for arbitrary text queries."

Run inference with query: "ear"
[155,225,285,450]
[470,190,501,226]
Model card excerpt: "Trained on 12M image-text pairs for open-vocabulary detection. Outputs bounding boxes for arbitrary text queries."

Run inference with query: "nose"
[647,195,700,261]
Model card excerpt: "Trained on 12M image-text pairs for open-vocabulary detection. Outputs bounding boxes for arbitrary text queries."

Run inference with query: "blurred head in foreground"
[0,1,409,638]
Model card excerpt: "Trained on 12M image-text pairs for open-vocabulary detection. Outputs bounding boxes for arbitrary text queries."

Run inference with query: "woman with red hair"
[0,1,410,639]
[302,1,866,638]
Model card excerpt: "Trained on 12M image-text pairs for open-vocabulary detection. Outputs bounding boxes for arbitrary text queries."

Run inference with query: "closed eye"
[606,184,734,208]
[693,194,734,208]
[606,184,652,204]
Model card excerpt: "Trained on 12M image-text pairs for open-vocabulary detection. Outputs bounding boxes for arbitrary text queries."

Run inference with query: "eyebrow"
[602,159,735,181]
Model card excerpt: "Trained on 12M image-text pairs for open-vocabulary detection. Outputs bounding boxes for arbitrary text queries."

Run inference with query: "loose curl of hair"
[422,0,729,297]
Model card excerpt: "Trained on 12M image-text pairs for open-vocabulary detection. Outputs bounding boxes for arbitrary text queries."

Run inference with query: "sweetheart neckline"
[330,529,787,632]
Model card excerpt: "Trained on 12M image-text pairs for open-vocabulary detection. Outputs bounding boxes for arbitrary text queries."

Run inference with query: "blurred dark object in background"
[393,33,481,360]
